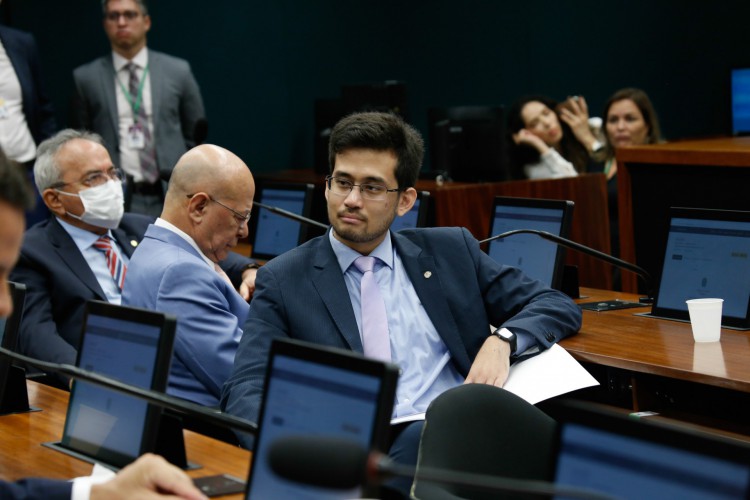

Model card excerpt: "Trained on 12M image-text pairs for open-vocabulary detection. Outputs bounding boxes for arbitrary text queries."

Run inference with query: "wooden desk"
[0,381,250,499]
[616,136,750,292]
[563,288,750,437]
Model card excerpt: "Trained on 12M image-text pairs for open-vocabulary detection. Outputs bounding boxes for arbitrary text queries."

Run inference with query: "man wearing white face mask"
[10,129,258,388]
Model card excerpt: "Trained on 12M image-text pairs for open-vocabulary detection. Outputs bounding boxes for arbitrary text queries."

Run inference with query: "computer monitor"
[0,282,31,415]
[248,182,316,261]
[245,339,398,499]
[428,106,508,182]
[390,191,430,232]
[486,196,574,290]
[642,207,750,330]
[550,400,750,499]
[48,301,176,469]
[731,67,750,136]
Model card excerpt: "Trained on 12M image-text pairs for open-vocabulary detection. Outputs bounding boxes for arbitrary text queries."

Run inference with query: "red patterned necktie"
[93,236,127,290]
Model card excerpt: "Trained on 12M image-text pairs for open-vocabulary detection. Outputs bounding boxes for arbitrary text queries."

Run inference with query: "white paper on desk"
[390,345,597,424]
[503,344,599,405]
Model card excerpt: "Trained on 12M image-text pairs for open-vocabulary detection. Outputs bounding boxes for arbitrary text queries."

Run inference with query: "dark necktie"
[127,62,159,183]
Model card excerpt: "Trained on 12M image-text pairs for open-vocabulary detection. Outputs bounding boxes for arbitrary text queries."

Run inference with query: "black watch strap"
[492,328,517,354]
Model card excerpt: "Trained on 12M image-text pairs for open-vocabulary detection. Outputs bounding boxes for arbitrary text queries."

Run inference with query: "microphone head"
[267,435,370,489]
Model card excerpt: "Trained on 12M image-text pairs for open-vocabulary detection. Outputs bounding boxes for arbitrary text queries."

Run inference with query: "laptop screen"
[732,68,750,136]
[648,208,750,329]
[390,191,430,232]
[248,183,315,261]
[245,339,398,499]
[58,301,175,468]
[552,402,750,499]
[486,197,574,289]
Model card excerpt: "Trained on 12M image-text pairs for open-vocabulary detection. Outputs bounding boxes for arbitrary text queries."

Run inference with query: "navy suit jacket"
[0,478,70,499]
[10,214,254,384]
[221,227,581,445]
[0,25,57,145]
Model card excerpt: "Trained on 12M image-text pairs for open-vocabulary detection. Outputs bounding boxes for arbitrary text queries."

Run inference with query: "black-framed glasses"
[186,194,251,225]
[325,175,399,201]
[104,10,141,22]
[51,167,124,190]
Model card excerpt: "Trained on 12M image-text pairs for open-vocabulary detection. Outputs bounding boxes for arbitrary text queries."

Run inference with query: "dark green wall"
[4,1,750,173]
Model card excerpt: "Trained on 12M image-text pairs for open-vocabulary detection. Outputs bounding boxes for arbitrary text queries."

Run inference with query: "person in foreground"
[9,130,257,388]
[221,111,582,495]
[122,144,255,406]
[0,153,206,500]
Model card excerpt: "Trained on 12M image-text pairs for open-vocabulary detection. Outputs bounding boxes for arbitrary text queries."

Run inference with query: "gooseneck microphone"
[0,346,257,436]
[252,200,329,230]
[268,435,616,500]
[481,229,653,301]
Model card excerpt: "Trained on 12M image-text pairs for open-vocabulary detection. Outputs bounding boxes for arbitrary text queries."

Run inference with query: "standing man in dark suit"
[70,0,205,217]
[10,129,257,387]
[221,112,581,495]
[0,22,57,226]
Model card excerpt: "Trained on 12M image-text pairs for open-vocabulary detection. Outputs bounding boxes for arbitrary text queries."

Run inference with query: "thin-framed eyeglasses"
[186,194,251,225]
[51,167,124,189]
[325,175,399,201]
[104,10,141,22]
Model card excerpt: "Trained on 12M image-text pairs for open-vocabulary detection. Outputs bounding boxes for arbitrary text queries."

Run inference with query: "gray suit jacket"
[70,49,205,179]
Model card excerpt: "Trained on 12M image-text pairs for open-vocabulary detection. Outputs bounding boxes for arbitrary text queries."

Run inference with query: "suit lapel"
[112,226,141,258]
[99,56,119,141]
[310,237,364,353]
[392,233,472,372]
[147,50,161,124]
[47,219,107,299]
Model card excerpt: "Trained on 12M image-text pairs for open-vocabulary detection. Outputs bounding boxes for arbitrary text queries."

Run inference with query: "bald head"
[162,144,255,262]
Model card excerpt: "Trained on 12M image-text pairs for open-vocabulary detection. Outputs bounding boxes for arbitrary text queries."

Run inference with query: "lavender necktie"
[354,256,391,361]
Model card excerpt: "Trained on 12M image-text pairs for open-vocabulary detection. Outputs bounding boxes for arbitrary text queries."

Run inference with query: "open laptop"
[549,400,750,499]
[245,338,399,499]
[390,190,430,232]
[247,182,316,261]
[486,196,574,290]
[46,300,176,469]
[639,207,750,330]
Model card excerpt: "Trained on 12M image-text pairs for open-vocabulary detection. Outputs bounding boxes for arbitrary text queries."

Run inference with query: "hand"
[464,335,511,387]
[238,266,258,301]
[557,96,598,151]
[90,454,207,500]
[512,129,549,154]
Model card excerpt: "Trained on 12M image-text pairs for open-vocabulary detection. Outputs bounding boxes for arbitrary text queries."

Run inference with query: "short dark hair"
[101,0,149,16]
[328,112,424,190]
[0,148,34,211]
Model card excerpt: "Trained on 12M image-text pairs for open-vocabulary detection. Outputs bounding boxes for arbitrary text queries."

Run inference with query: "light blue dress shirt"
[57,218,129,304]
[329,231,465,419]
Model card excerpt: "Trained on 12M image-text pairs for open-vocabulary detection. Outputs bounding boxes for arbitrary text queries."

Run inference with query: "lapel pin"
[130,240,138,247]
[424,271,432,279]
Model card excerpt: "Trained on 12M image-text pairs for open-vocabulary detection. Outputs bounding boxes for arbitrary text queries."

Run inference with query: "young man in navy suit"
[222,111,582,495]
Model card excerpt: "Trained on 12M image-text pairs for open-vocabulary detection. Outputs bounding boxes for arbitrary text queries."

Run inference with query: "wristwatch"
[492,328,517,354]
[590,140,604,153]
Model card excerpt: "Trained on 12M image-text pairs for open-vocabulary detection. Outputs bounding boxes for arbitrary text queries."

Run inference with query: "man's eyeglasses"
[104,10,141,22]
[325,176,399,201]
[51,168,124,190]
[186,194,251,225]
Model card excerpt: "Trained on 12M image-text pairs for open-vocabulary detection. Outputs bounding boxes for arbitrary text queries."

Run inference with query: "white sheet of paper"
[502,343,599,405]
[390,344,598,424]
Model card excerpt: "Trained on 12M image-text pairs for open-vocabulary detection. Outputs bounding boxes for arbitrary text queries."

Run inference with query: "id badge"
[127,124,146,149]
[0,99,8,119]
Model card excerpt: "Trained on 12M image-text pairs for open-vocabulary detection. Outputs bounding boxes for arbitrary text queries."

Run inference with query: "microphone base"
[562,265,580,299]
[0,365,36,415]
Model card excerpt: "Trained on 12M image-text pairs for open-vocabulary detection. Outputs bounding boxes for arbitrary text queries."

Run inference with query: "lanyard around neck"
[117,64,150,116]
